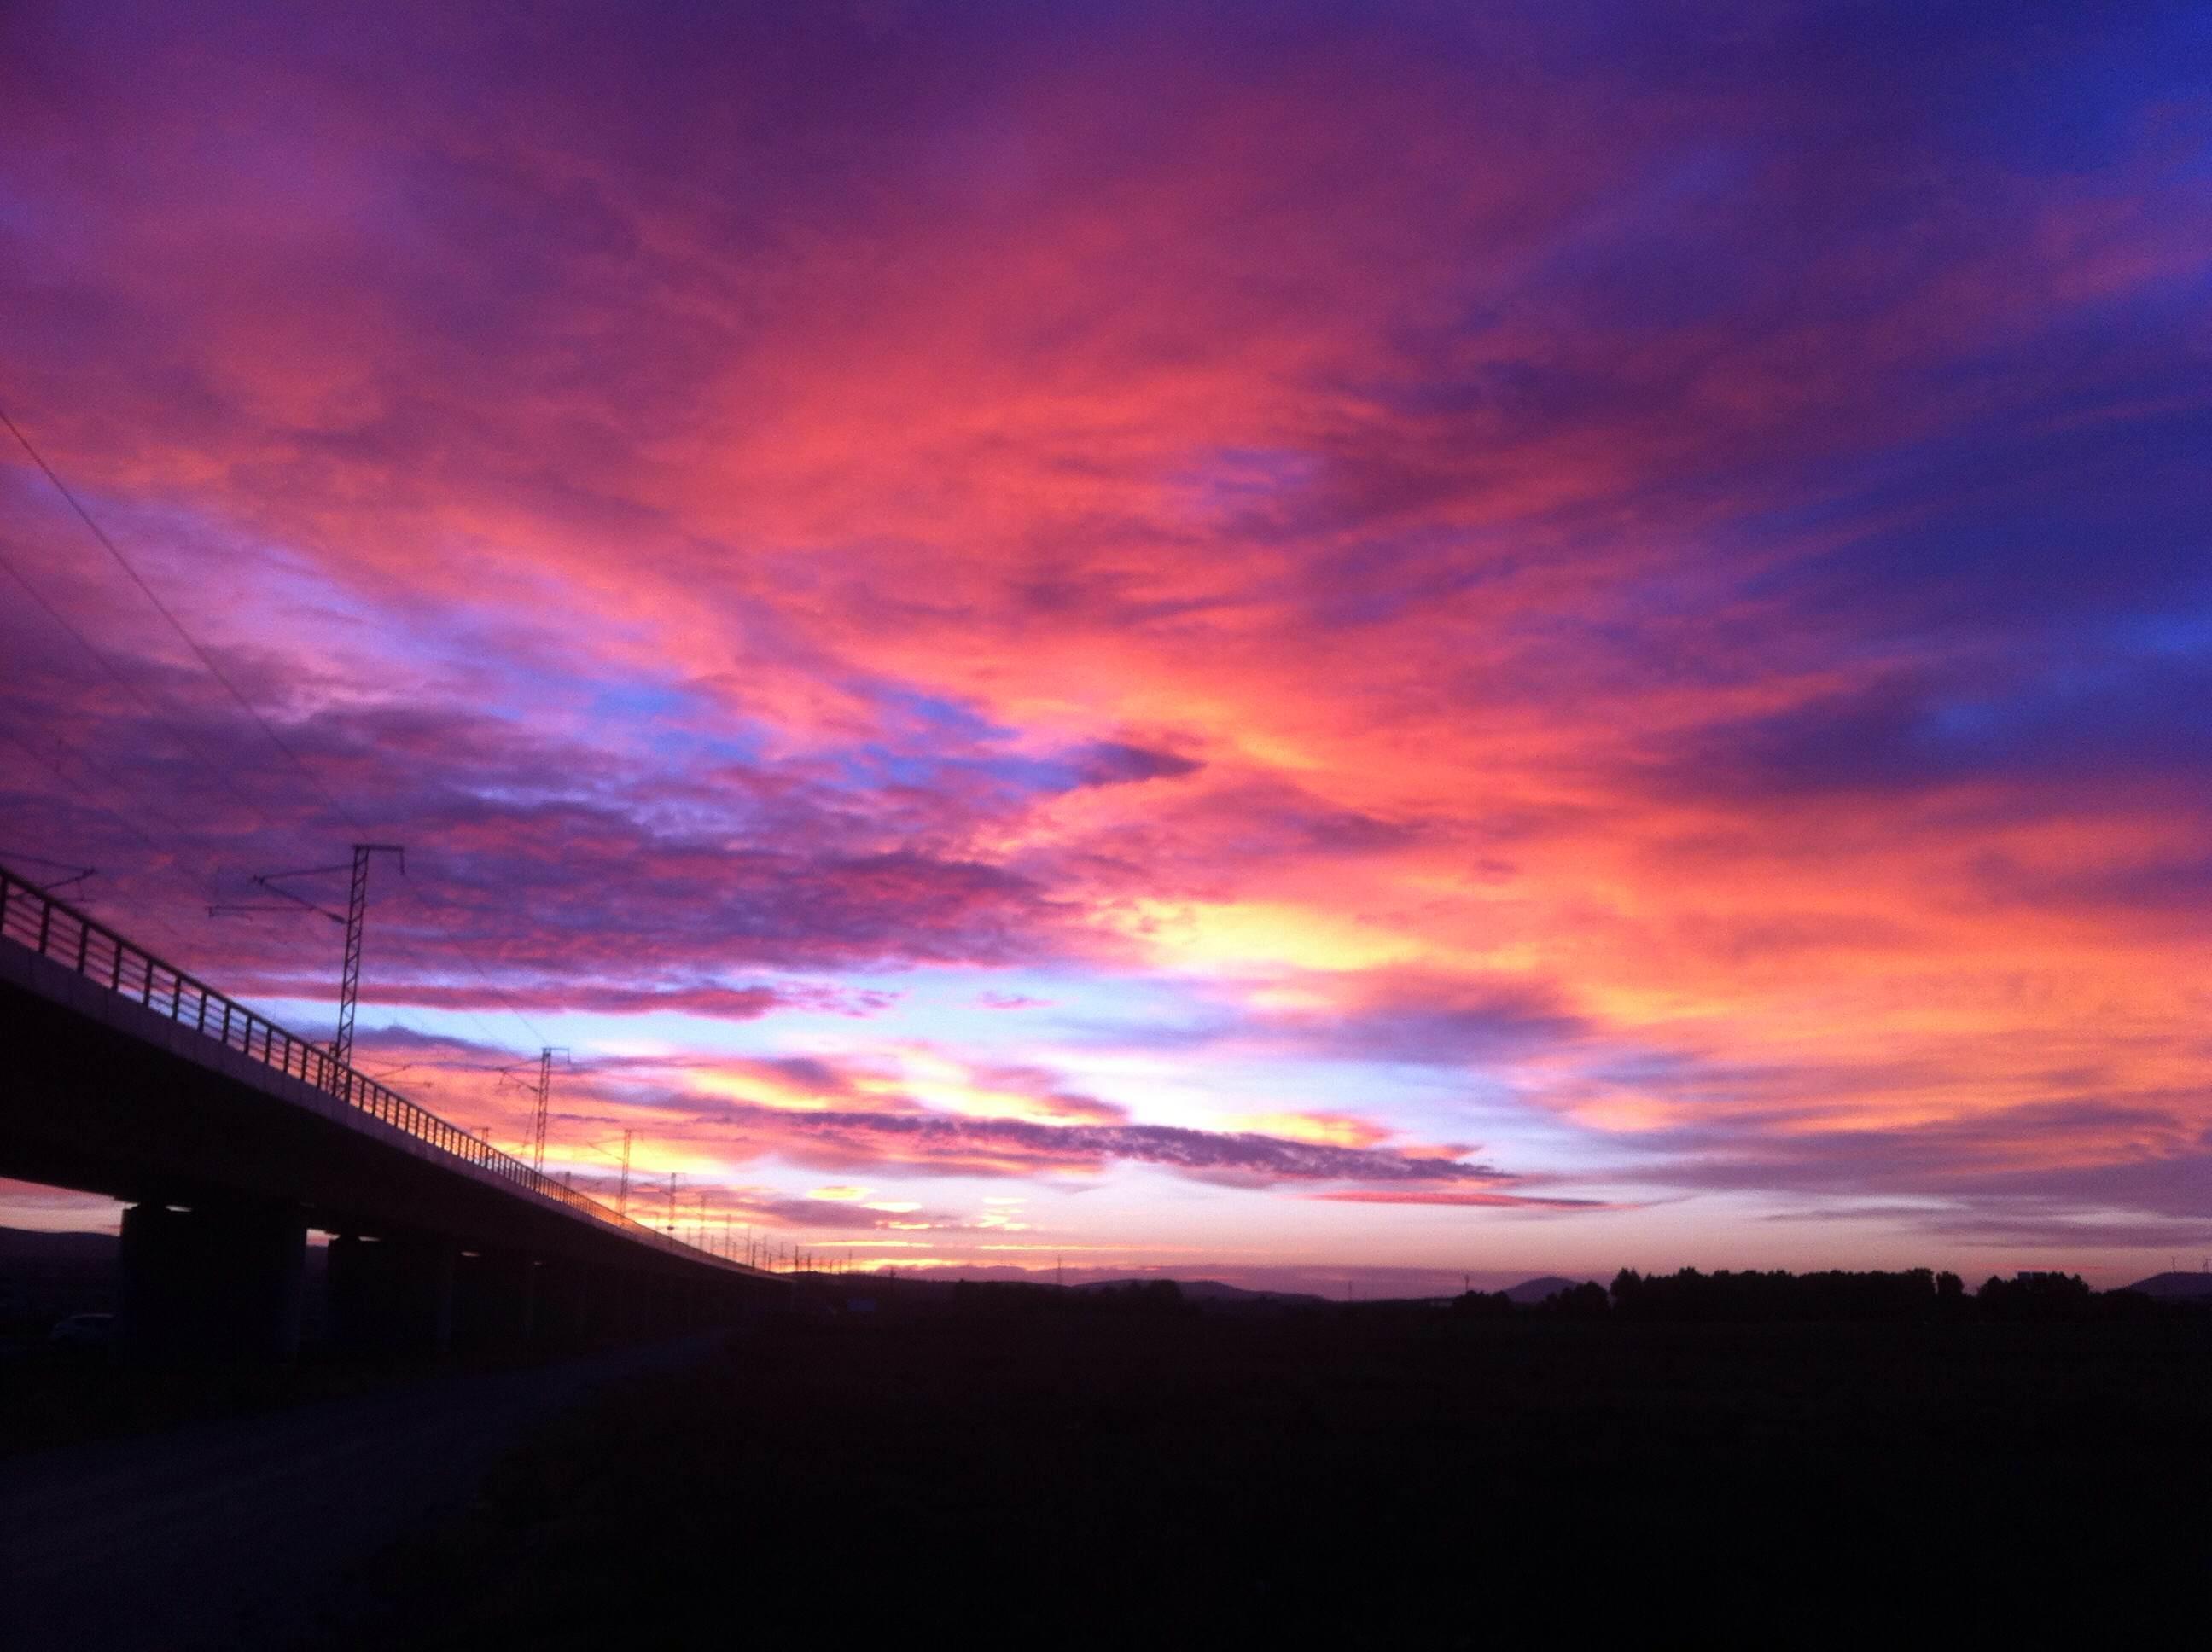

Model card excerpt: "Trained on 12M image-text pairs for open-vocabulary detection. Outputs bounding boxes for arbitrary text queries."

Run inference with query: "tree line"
[1452,1267,2184,1323]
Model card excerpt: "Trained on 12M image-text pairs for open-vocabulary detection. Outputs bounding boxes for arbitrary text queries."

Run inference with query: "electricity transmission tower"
[334,845,403,1068]
[212,842,403,1073]
[526,1046,569,1175]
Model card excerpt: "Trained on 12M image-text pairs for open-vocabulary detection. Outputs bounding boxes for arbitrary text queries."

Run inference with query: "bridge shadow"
[0,865,781,1370]
[0,1328,734,1652]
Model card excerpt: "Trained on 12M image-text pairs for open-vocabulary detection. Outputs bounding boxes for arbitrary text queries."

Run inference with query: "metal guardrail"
[0,861,742,1269]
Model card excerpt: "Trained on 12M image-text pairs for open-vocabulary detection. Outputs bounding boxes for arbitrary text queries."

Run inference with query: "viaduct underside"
[0,900,779,1362]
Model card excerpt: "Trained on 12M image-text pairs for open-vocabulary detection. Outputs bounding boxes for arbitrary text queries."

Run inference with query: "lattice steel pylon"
[335,844,404,1071]
[219,843,402,1075]
[527,1045,568,1176]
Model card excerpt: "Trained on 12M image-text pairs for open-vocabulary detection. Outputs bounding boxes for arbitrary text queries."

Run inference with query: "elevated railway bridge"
[0,861,777,1359]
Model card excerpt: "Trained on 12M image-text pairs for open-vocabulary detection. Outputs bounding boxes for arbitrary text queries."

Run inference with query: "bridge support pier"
[118,1199,306,1362]
[639,1272,678,1337]
[457,1249,538,1349]
[538,1260,602,1349]
[328,1231,457,1356]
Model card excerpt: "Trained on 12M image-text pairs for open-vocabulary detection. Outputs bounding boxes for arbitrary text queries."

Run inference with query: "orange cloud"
[3,2,2208,1283]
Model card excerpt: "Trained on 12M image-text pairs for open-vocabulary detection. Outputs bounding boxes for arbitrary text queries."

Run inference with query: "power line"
[0,726,219,964]
[377,931,532,1061]
[3,544,481,1062]
[3,568,515,1067]
[207,852,529,1066]
[0,847,95,892]
[3,405,358,828]
[388,860,550,1048]
[0,725,178,872]
[3,404,555,1057]
[10,527,535,1065]
[0,542,295,836]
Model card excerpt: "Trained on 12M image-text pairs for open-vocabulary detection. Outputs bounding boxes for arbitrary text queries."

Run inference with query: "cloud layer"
[3,1,2209,1276]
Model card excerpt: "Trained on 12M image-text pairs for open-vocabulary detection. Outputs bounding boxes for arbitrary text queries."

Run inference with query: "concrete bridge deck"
[0,863,777,1358]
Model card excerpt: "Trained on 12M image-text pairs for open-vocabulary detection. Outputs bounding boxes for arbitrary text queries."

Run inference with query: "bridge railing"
[0,863,741,1269]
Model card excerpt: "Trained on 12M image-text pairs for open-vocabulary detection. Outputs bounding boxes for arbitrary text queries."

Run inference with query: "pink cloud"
[2,3,2208,1276]
[1313,1190,1619,1213]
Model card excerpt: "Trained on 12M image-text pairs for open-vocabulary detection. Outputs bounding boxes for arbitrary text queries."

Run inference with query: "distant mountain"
[1503,1276,1598,1305]
[2120,1271,2212,1300]
[0,1226,118,1262]
[1080,1278,1329,1307]
[0,1226,119,1323]
[1180,1279,1330,1306]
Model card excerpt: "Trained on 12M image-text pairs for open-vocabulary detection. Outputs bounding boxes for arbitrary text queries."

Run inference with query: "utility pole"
[335,844,404,1070]
[667,1171,679,1233]
[527,1046,568,1176]
[616,1129,632,1218]
[534,1056,552,1175]
[212,842,401,1077]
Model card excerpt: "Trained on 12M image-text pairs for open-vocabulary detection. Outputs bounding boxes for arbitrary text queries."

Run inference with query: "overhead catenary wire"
[0,725,175,873]
[2,537,531,1061]
[3,550,538,1064]
[210,855,531,1065]
[9,517,538,1063]
[9,512,532,1066]
[0,725,224,965]
[7,415,745,1274]
[0,542,302,839]
[2,404,556,1059]
[0,847,96,891]
[389,858,550,1050]
[3,406,356,826]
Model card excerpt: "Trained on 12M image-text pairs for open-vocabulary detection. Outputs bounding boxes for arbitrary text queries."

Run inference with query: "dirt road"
[0,1334,725,1649]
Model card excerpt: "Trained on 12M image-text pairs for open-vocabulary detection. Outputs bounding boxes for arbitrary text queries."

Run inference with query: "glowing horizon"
[3,3,2209,1288]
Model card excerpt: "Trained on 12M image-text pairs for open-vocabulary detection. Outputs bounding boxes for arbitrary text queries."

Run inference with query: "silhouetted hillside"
[0,1228,337,1340]
[0,1226,117,1262]
[308,1302,2212,1646]
[1610,1265,1964,1321]
[2123,1271,2212,1300]
[1081,1277,1328,1309]
[1504,1274,1597,1304]
[0,1226,118,1326]
[1602,1267,2205,1323]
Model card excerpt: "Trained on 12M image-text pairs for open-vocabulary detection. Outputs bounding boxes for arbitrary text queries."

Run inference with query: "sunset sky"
[3,2,2208,1290]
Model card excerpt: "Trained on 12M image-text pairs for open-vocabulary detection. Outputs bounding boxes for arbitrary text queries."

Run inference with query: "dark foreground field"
[310,1300,2212,1645]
